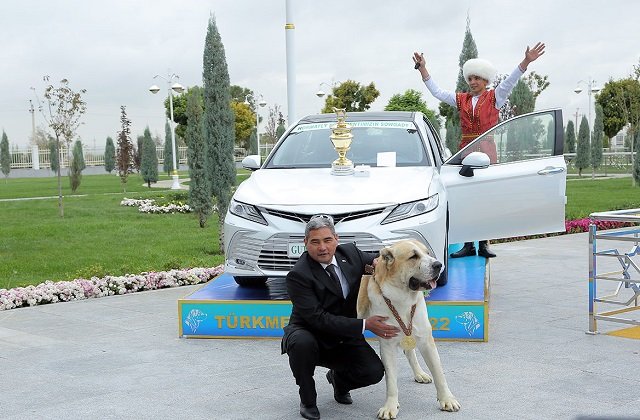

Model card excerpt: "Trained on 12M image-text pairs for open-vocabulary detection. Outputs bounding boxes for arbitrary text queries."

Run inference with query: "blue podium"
[178,244,489,341]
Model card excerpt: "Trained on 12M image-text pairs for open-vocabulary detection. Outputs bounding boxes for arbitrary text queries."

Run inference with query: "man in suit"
[281,214,400,419]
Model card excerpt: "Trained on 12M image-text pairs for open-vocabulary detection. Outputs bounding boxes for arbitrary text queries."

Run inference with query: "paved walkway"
[1,233,639,419]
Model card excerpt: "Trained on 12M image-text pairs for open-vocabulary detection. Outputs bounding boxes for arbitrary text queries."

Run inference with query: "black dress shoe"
[299,402,320,419]
[450,242,476,258]
[477,241,496,258]
[326,370,352,404]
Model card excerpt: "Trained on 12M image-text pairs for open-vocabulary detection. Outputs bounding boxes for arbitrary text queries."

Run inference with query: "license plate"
[288,243,306,258]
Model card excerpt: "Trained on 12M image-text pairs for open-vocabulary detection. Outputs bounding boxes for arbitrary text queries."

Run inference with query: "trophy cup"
[330,108,355,176]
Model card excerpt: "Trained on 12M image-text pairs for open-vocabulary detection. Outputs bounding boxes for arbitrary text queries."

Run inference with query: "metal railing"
[588,209,640,334]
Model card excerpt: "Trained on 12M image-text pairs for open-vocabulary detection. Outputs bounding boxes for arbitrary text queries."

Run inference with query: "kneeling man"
[281,214,399,419]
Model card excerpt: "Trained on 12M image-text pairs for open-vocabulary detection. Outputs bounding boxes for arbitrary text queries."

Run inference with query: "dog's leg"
[403,348,432,384]
[377,341,400,420]
[417,336,460,412]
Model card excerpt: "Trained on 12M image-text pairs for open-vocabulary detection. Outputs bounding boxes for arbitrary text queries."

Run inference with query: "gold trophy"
[330,108,355,176]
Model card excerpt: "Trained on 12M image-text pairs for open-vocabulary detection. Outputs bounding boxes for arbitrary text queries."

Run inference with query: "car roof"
[297,111,417,124]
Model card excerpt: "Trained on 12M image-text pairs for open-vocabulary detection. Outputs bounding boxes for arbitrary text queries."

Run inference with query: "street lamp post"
[244,93,267,162]
[149,73,184,190]
[574,78,600,139]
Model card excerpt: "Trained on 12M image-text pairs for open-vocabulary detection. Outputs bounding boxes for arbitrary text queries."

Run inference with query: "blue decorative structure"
[179,244,489,341]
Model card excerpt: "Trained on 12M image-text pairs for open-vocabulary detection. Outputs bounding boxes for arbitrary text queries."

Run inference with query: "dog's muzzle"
[409,276,438,291]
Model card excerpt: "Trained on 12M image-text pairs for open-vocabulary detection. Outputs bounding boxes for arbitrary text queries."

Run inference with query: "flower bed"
[0,266,224,311]
[120,197,192,214]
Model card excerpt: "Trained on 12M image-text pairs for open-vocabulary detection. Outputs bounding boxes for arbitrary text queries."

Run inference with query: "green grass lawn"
[0,171,249,289]
[1,171,638,289]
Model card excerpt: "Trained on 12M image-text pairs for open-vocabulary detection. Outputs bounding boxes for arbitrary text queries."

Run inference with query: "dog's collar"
[382,295,416,339]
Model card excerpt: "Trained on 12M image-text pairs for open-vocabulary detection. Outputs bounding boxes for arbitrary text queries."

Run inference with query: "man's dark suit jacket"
[281,243,376,352]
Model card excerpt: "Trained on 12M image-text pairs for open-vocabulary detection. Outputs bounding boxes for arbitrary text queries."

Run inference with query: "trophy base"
[331,163,354,176]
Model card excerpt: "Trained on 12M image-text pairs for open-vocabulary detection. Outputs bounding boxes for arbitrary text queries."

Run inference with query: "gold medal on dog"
[400,335,416,351]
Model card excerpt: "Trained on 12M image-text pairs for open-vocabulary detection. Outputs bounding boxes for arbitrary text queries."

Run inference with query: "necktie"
[326,264,343,295]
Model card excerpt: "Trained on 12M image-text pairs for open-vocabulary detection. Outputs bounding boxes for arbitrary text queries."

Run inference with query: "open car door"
[441,109,567,244]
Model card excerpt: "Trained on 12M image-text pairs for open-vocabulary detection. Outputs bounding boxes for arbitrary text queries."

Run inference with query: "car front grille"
[262,207,388,224]
[228,231,426,273]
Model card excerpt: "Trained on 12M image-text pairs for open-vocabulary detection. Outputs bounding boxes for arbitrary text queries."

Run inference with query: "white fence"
[7,146,255,169]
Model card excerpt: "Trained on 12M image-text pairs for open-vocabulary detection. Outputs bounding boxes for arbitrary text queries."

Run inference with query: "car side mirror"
[459,152,490,177]
[242,155,261,171]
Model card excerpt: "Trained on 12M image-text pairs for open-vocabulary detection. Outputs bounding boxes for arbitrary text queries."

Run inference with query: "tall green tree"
[116,106,134,192]
[41,77,87,218]
[49,139,59,172]
[141,126,158,188]
[163,120,173,176]
[203,14,236,251]
[231,100,255,150]
[565,120,576,153]
[575,116,590,176]
[440,18,478,153]
[444,120,457,154]
[0,131,10,181]
[134,135,143,172]
[590,103,604,178]
[69,140,83,192]
[385,89,441,131]
[321,80,380,113]
[509,79,535,115]
[104,136,116,173]
[185,86,212,227]
[596,78,640,139]
[248,128,258,155]
[634,148,640,186]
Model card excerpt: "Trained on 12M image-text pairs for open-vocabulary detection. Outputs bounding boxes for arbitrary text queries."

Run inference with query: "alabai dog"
[357,240,460,419]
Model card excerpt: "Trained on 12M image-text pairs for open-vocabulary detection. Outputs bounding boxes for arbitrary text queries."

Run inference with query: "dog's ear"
[380,247,394,265]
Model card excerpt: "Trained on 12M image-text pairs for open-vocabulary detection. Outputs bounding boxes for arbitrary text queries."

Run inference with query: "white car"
[223,110,566,287]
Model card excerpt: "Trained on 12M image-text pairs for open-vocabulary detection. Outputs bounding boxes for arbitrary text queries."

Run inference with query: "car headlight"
[229,199,268,225]
[381,194,439,225]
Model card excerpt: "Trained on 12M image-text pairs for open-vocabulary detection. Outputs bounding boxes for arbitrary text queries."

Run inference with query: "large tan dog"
[357,240,460,419]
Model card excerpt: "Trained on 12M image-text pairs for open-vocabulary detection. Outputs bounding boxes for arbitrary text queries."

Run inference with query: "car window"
[265,121,431,168]
[447,111,557,165]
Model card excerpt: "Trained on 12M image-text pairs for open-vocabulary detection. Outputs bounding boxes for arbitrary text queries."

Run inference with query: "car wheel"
[234,276,268,288]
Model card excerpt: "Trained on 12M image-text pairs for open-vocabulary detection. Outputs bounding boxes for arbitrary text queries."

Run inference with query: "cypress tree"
[69,140,83,192]
[104,136,116,173]
[248,127,258,155]
[163,120,173,176]
[438,19,478,154]
[575,116,590,176]
[49,139,59,173]
[186,87,212,227]
[134,135,143,172]
[590,103,604,179]
[633,148,640,186]
[116,106,134,192]
[141,126,158,188]
[565,121,576,153]
[509,80,535,116]
[0,131,10,180]
[202,14,236,250]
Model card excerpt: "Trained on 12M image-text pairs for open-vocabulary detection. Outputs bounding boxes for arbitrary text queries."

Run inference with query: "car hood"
[233,167,435,208]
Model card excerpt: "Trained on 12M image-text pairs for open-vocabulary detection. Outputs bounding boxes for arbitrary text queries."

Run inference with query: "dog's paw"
[377,401,400,419]
[413,370,432,384]
[438,394,461,412]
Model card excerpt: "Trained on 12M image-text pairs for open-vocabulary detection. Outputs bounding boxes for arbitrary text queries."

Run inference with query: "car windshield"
[264,120,431,169]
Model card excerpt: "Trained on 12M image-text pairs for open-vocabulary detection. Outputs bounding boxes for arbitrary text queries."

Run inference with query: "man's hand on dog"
[365,316,400,339]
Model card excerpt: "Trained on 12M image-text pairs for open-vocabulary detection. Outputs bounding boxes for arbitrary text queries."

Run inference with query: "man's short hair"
[305,214,336,238]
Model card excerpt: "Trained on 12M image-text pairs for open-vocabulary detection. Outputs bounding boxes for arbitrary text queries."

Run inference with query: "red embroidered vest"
[456,90,499,149]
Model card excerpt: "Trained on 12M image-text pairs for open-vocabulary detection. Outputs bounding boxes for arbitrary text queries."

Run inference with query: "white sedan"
[223,110,566,287]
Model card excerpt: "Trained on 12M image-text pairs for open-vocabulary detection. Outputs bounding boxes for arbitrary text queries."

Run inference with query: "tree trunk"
[56,135,64,218]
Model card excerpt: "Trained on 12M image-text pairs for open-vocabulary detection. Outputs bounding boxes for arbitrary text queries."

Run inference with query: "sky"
[1,0,638,150]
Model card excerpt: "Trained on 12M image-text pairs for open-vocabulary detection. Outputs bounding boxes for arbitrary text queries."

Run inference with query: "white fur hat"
[463,58,497,83]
